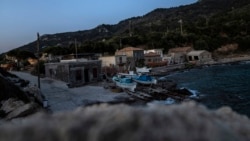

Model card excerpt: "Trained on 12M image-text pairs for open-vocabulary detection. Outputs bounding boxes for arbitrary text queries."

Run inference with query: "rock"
[23,85,44,104]
[1,99,25,113]
[0,101,249,141]
[6,102,39,120]
[0,76,30,103]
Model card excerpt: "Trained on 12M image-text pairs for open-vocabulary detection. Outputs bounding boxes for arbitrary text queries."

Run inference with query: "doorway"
[84,69,89,83]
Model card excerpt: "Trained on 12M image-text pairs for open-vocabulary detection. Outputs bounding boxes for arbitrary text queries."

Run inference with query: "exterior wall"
[167,47,193,64]
[114,55,127,66]
[144,56,162,65]
[133,50,144,60]
[99,56,116,67]
[45,60,101,87]
[187,51,212,64]
[171,53,187,64]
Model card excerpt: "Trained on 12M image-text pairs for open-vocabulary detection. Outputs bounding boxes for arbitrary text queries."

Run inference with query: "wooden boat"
[132,75,157,85]
[112,75,137,92]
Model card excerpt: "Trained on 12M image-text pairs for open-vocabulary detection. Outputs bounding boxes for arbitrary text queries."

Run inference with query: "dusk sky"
[0,0,197,53]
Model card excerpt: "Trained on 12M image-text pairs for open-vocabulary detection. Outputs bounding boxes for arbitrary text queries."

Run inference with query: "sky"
[0,0,197,53]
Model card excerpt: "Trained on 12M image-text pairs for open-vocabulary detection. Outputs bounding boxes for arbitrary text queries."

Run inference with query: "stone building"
[45,60,101,87]
[144,52,162,65]
[187,50,212,64]
[168,47,193,64]
[115,47,144,70]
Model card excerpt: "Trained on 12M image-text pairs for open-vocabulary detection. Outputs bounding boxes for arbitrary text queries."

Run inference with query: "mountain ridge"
[14,0,250,53]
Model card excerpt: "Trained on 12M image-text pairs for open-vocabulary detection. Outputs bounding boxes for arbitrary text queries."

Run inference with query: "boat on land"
[112,75,137,92]
[136,67,152,74]
[132,75,157,85]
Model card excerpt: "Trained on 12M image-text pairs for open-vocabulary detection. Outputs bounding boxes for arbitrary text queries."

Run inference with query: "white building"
[99,56,116,67]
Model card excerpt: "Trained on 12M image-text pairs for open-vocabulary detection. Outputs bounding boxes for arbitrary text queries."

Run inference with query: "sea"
[161,61,250,117]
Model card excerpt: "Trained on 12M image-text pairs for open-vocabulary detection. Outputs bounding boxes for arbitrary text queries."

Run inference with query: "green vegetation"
[3,0,250,57]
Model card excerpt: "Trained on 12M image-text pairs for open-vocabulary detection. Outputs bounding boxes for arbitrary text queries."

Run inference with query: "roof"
[117,47,143,52]
[144,52,160,57]
[187,50,210,56]
[168,47,193,53]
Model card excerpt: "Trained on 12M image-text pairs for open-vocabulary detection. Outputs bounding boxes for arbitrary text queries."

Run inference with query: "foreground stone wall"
[0,102,249,141]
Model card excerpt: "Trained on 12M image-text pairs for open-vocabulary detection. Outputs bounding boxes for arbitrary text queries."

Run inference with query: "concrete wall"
[45,60,101,87]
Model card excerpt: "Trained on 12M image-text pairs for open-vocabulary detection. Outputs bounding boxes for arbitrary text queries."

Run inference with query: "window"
[194,56,199,60]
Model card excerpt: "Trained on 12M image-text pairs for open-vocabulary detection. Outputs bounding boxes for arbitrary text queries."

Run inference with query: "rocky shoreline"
[0,68,46,120]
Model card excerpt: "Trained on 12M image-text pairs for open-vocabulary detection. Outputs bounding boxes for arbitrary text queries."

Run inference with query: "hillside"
[14,0,250,54]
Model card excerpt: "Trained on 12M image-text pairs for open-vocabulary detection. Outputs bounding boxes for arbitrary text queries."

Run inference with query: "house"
[144,49,164,58]
[144,52,162,65]
[187,50,212,64]
[45,60,102,87]
[115,47,144,70]
[168,47,193,64]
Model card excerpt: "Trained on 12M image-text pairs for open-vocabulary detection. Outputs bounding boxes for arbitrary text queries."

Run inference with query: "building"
[115,47,144,70]
[144,49,164,58]
[99,56,116,67]
[168,47,193,64]
[144,52,162,65]
[187,50,212,64]
[45,60,101,87]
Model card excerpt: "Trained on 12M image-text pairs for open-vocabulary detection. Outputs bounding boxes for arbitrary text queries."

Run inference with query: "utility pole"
[37,32,41,88]
[179,19,183,35]
[75,38,78,59]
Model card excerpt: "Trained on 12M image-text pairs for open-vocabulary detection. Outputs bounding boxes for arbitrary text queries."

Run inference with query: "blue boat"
[112,75,137,92]
[132,75,157,85]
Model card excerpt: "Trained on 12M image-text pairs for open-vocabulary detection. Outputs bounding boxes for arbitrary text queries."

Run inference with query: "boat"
[117,71,136,79]
[112,75,137,92]
[136,67,152,74]
[132,75,157,85]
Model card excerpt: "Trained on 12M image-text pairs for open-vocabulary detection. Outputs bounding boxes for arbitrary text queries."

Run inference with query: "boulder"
[1,98,25,113]
[6,102,39,120]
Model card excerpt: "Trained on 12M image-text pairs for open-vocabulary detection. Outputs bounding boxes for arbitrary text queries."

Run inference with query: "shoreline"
[151,54,250,77]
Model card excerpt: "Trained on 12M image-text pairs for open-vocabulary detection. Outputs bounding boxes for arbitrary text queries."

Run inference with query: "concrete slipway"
[10,71,129,113]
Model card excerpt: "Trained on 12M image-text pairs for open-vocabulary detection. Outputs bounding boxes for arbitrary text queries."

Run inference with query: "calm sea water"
[164,61,250,117]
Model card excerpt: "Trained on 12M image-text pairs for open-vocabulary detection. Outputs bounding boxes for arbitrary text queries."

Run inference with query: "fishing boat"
[136,67,152,74]
[132,74,157,85]
[112,75,137,92]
